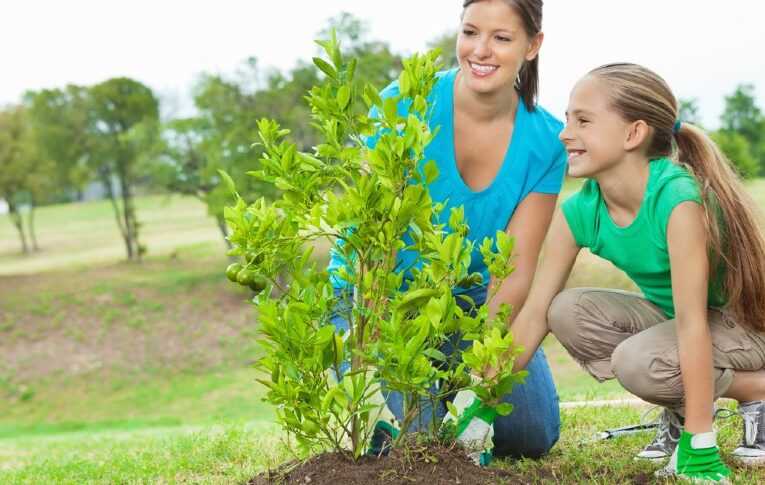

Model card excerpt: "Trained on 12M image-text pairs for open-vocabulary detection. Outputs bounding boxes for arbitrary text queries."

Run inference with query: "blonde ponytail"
[590,63,765,332]
[674,123,765,332]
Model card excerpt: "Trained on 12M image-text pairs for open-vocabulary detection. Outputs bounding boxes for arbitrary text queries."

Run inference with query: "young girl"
[328,0,566,459]
[496,62,765,482]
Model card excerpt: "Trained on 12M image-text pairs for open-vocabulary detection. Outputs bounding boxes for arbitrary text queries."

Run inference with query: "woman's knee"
[492,411,560,459]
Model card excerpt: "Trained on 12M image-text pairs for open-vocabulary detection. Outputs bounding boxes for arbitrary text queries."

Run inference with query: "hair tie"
[673,120,682,134]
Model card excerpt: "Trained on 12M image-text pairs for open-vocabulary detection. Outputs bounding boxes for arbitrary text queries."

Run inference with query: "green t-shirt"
[561,158,725,317]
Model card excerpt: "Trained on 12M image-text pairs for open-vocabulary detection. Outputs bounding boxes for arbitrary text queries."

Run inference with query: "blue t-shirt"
[328,68,567,291]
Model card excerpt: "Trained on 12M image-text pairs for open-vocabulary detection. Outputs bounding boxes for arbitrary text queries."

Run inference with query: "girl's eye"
[578,118,590,125]
[462,29,476,36]
[496,36,511,42]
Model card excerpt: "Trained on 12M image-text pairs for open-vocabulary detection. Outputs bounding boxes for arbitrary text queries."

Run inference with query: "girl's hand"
[667,430,731,483]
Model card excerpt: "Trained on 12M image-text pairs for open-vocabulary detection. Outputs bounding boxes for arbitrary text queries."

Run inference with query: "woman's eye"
[462,29,476,36]
[496,36,511,42]
[578,118,589,125]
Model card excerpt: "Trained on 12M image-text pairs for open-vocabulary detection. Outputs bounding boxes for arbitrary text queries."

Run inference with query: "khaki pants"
[548,288,765,411]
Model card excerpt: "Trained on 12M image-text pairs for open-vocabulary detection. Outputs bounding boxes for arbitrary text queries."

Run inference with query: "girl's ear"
[624,120,650,151]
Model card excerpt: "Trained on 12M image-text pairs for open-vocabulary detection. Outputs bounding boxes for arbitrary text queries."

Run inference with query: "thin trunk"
[100,166,132,260]
[28,197,40,251]
[118,164,140,262]
[215,214,237,263]
[7,200,29,253]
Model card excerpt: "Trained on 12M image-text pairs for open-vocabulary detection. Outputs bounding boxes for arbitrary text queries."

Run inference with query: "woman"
[328,0,566,459]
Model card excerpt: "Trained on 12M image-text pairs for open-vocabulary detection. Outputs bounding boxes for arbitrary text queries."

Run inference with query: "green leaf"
[395,288,440,313]
[337,85,351,110]
[312,57,337,79]
[421,348,447,362]
[364,84,383,108]
[346,58,357,83]
[398,71,411,94]
[217,169,237,196]
[446,401,460,421]
[333,334,344,368]
[496,402,514,416]
[496,230,514,260]
[423,160,438,185]
[383,97,398,126]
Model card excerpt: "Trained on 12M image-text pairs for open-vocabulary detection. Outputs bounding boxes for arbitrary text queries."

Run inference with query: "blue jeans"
[329,286,560,458]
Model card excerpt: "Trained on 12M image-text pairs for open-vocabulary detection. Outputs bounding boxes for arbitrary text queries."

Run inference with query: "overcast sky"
[2,0,764,129]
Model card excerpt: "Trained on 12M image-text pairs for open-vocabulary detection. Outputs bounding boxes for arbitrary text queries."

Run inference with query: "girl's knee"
[611,340,683,404]
[548,288,596,353]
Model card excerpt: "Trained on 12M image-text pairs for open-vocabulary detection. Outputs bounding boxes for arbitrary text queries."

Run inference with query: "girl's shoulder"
[649,158,701,201]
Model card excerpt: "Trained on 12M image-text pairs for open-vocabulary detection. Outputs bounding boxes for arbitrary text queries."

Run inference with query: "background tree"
[87,77,160,261]
[159,69,280,249]
[427,30,459,69]
[678,98,702,127]
[712,130,758,178]
[24,86,92,203]
[720,84,764,174]
[0,106,54,253]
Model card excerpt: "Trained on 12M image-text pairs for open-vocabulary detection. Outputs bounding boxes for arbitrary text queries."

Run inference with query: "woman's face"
[456,0,542,96]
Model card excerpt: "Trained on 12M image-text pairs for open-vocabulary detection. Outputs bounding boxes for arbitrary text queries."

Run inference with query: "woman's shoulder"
[524,102,564,135]
[379,68,457,100]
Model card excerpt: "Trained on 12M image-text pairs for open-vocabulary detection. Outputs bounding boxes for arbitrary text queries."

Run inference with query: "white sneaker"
[729,400,765,465]
[635,407,684,461]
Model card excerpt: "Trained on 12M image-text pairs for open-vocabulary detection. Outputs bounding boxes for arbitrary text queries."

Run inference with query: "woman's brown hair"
[589,62,765,332]
[461,0,543,112]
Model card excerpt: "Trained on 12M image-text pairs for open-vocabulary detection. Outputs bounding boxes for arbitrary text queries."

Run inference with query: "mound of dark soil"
[249,445,534,485]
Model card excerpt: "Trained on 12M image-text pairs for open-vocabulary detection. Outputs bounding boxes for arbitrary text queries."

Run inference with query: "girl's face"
[456,0,542,96]
[559,76,633,179]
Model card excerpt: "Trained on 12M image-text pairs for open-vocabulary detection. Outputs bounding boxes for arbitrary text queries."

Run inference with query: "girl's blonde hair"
[589,62,765,332]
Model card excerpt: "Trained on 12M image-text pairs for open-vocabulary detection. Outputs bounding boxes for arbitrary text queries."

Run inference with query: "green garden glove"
[666,430,731,483]
[454,398,498,465]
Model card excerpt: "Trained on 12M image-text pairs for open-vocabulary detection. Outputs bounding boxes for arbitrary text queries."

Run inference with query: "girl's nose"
[558,124,571,142]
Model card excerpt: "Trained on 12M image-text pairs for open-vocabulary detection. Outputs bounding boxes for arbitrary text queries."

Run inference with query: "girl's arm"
[487,192,558,322]
[504,208,581,373]
[667,201,714,433]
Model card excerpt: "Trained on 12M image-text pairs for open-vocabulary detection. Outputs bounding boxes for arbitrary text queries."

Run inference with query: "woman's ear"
[624,120,650,151]
[525,32,544,61]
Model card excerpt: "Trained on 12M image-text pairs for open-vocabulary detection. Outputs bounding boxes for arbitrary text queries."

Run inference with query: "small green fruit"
[469,272,483,286]
[236,268,257,287]
[249,275,267,293]
[226,263,243,282]
[244,249,264,264]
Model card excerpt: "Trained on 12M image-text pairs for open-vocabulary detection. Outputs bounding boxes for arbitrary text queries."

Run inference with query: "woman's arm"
[487,192,558,321]
[667,201,714,433]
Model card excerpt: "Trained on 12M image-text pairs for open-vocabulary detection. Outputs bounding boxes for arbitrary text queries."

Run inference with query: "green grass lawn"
[2,182,765,484]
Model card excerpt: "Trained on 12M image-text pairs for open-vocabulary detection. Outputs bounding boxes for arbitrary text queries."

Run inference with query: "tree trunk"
[100,166,133,261]
[7,200,29,253]
[119,169,140,262]
[28,197,40,251]
[216,214,236,262]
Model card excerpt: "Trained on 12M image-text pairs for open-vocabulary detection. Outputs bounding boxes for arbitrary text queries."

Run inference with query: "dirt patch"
[0,256,256,382]
[249,446,522,485]
[248,444,655,485]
